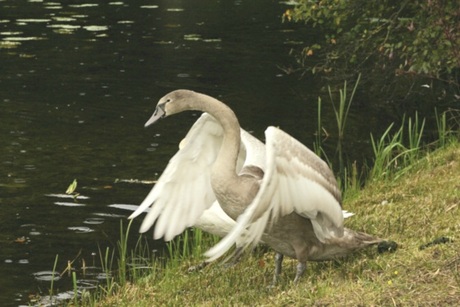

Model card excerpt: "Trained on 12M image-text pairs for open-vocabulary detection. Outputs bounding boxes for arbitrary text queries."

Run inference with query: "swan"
[130,112,266,266]
[130,89,383,284]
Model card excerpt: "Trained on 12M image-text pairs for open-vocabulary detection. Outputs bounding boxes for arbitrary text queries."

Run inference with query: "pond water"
[0,0,399,305]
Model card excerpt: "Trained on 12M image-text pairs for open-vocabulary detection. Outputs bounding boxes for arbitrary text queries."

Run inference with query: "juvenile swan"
[130,90,382,283]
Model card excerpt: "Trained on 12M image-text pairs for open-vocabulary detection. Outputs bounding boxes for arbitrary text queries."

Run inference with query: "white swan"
[130,90,382,283]
[130,111,265,235]
[129,112,266,268]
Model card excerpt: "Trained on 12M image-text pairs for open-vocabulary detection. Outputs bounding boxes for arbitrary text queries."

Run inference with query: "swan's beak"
[145,105,166,127]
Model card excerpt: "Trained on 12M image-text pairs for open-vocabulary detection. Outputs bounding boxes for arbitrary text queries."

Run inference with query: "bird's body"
[130,89,383,283]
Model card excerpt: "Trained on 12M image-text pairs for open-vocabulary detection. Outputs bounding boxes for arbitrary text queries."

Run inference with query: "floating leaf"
[14,236,27,243]
[65,179,78,194]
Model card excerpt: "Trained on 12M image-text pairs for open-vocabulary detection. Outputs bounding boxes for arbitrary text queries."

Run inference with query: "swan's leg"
[293,261,306,283]
[271,252,284,286]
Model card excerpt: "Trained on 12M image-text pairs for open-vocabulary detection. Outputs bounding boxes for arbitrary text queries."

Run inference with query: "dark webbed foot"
[377,240,398,253]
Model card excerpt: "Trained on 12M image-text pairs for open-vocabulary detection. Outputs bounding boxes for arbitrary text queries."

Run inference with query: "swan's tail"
[341,227,384,248]
[312,228,386,260]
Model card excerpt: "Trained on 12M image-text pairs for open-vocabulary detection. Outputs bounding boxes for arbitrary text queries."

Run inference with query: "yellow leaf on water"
[66,179,78,194]
[14,236,27,243]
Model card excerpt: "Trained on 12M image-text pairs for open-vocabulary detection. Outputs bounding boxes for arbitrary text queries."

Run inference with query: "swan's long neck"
[192,93,241,183]
[184,92,258,220]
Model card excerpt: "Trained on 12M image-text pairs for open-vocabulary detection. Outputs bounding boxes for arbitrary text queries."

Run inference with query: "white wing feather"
[240,129,265,169]
[129,113,223,241]
[206,126,343,261]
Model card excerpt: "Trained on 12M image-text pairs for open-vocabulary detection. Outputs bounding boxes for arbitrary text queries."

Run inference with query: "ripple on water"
[93,211,126,218]
[33,271,61,282]
[51,16,77,22]
[54,201,86,207]
[47,24,81,35]
[16,18,51,23]
[140,5,159,9]
[0,41,21,49]
[0,31,23,35]
[45,193,90,200]
[24,164,36,170]
[69,3,99,8]
[76,279,98,290]
[108,203,145,213]
[83,25,108,32]
[3,36,45,41]
[83,217,105,225]
[45,5,64,10]
[68,226,94,233]
[47,24,81,30]
[20,224,43,236]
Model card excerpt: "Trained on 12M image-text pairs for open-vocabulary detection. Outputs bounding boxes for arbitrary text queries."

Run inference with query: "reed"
[313,97,325,158]
[313,74,361,188]
[49,254,59,301]
[313,74,362,192]
[98,246,115,294]
[405,112,425,164]
[116,219,131,284]
[72,271,78,304]
[435,108,448,147]
[330,73,361,177]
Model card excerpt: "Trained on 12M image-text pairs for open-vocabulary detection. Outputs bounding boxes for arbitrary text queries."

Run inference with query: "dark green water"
[0,1,399,305]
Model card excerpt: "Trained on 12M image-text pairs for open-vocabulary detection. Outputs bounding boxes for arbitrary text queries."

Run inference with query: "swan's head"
[145,90,198,127]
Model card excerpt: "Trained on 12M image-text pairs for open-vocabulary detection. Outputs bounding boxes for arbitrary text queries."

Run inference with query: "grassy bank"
[81,139,459,306]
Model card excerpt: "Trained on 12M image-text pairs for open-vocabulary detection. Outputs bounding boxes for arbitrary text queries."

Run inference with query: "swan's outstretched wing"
[129,113,224,241]
[206,126,343,261]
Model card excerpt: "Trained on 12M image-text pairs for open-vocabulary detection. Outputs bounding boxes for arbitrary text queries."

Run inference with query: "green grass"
[79,139,460,306]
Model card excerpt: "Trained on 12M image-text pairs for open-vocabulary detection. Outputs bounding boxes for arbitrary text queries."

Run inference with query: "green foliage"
[284,0,460,76]
[369,112,438,181]
[284,0,460,88]
[314,80,460,190]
